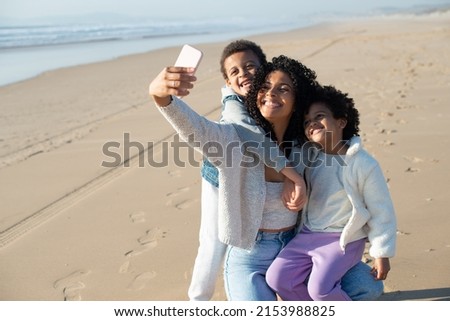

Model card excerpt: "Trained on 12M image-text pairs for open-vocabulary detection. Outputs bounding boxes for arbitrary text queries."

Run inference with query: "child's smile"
[304,103,347,154]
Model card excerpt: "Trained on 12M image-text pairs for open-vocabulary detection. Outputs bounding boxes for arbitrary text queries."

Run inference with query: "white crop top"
[260,181,298,230]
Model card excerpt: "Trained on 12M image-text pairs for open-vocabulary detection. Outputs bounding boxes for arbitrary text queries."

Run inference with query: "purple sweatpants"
[266,227,366,301]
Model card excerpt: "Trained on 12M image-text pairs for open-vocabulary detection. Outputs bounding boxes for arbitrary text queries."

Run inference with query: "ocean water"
[0,18,305,86]
[0,1,448,87]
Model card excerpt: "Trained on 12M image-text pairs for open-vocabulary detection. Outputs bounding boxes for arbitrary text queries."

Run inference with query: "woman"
[150,55,314,300]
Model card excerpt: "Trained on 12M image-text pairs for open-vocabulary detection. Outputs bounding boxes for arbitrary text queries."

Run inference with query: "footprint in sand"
[396,230,410,236]
[63,282,85,301]
[123,227,164,258]
[125,241,157,257]
[168,169,182,178]
[379,111,395,118]
[138,227,164,244]
[120,228,166,287]
[174,199,198,210]
[127,271,157,291]
[379,140,395,146]
[165,185,198,209]
[119,260,132,274]
[129,211,146,223]
[379,128,397,135]
[166,198,198,210]
[166,186,190,197]
[403,156,424,164]
[124,242,158,258]
[53,269,91,301]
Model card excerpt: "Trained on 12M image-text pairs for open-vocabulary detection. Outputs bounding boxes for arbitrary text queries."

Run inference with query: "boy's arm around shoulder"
[220,87,256,128]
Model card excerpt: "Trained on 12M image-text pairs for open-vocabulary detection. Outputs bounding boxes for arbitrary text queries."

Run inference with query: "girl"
[266,85,397,300]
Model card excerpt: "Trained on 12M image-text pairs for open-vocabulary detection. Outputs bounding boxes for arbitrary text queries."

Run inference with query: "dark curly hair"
[219,39,267,80]
[245,55,318,150]
[306,85,360,140]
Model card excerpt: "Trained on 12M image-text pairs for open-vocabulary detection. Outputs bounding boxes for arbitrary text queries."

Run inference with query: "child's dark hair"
[246,55,318,147]
[219,39,267,80]
[307,85,360,140]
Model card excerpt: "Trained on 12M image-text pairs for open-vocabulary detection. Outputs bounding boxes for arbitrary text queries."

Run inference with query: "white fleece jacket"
[304,137,397,258]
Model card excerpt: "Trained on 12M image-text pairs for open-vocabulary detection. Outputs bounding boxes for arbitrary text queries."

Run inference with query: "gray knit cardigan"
[156,96,305,249]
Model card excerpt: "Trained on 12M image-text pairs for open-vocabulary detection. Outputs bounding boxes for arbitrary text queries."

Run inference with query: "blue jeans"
[223,229,383,301]
[342,261,384,300]
[224,229,296,301]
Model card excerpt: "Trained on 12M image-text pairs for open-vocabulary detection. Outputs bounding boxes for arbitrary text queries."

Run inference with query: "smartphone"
[174,44,203,71]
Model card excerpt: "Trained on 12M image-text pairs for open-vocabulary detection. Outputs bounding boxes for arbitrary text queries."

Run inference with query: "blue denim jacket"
[201,158,219,187]
[200,93,244,188]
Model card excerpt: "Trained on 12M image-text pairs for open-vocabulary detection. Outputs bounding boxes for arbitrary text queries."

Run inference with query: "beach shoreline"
[1,11,450,300]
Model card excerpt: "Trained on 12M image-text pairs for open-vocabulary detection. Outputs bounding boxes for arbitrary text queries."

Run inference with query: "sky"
[1,0,449,22]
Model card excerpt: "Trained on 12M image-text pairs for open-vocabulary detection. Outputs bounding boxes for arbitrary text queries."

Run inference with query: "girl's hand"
[281,173,307,212]
[371,257,391,280]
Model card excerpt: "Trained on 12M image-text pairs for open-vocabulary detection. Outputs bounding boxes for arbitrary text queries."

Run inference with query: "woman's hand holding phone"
[149,45,203,105]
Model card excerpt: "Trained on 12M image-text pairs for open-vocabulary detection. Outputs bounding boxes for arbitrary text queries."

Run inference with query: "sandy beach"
[1,12,449,301]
